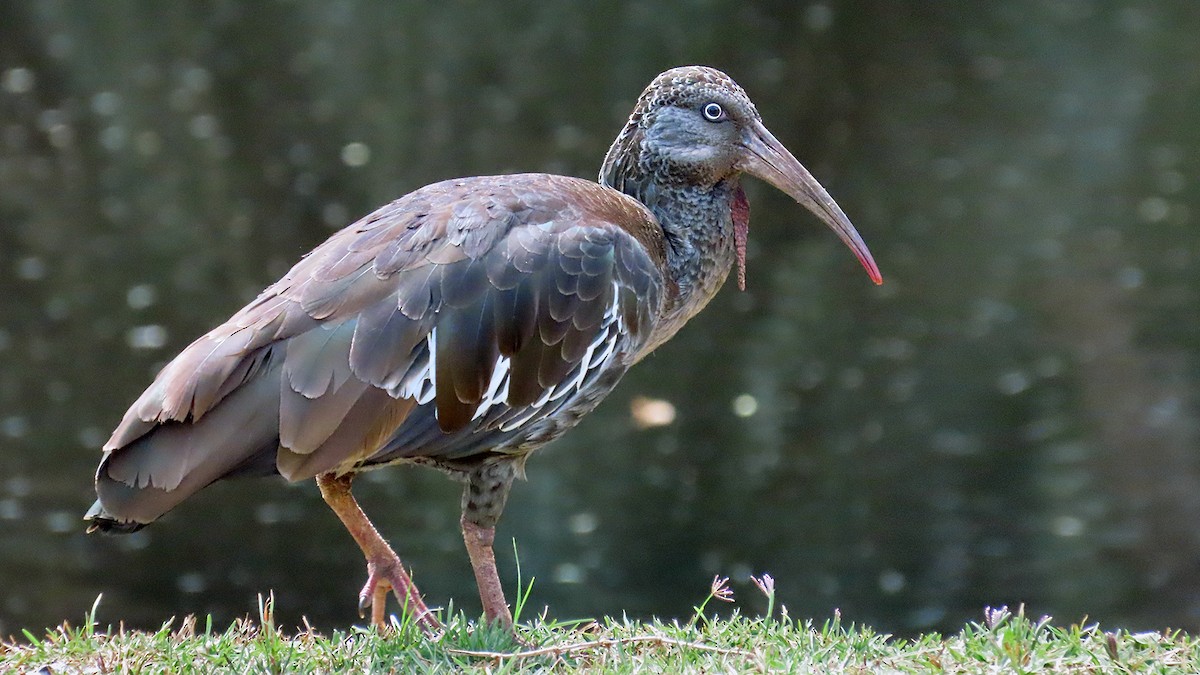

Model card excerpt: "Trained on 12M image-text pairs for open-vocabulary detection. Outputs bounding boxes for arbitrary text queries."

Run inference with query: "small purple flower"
[711,575,734,603]
[751,573,775,598]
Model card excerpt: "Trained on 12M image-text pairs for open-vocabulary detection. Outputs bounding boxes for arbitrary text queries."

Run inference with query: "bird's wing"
[94,174,667,524]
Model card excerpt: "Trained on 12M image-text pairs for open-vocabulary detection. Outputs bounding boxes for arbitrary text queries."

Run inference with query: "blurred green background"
[2,0,1198,637]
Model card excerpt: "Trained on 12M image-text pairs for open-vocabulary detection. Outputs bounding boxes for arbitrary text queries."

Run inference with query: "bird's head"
[602,65,882,286]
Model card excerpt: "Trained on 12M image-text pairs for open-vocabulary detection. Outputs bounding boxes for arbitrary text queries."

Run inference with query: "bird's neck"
[601,151,740,352]
[646,178,739,298]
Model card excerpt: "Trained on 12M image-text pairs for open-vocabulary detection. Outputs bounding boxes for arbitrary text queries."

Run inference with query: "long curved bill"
[737,120,883,285]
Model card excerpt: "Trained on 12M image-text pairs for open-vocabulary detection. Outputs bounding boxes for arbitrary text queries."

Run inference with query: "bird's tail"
[84,499,147,534]
[84,364,283,534]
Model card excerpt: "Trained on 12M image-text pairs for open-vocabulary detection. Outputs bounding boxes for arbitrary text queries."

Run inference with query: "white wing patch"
[497,283,625,431]
[386,281,628,429]
[392,327,437,405]
[471,356,511,421]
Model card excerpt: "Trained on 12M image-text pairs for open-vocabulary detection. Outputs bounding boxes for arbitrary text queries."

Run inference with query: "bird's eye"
[702,102,726,122]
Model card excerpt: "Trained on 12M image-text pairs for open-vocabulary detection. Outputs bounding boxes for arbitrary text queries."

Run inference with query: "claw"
[357,576,383,614]
[355,559,441,634]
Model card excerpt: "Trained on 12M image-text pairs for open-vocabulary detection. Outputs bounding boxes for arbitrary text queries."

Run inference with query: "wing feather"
[92,173,668,529]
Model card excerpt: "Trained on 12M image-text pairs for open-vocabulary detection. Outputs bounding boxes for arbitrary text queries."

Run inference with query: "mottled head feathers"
[600,66,761,193]
[638,66,759,121]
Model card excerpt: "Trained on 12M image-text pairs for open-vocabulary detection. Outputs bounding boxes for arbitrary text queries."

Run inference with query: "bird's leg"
[460,461,517,629]
[316,472,441,634]
[462,516,511,627]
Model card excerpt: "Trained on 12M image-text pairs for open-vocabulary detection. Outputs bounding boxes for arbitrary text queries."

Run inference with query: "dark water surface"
[2,1,1199,637]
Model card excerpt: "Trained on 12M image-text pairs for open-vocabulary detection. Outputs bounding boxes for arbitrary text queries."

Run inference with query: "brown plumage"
[87,66,881,634]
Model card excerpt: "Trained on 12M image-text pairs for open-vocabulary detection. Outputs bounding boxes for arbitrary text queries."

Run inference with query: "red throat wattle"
[732,186,750,291]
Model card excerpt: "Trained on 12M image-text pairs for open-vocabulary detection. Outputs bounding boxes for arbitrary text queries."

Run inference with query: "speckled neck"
[647,178,738,303]
[601,139,740,354]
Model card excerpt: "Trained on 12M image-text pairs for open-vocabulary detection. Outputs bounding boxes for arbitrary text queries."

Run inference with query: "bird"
[85,65,882,634]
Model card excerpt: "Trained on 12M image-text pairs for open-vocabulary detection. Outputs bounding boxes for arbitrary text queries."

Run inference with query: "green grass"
[3,587,1198,673]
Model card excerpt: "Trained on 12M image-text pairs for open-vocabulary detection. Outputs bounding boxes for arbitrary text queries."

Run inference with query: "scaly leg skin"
[462,514,534,648]
[461,460,532,641]
[461,515,513,628]
[316,472,441,635]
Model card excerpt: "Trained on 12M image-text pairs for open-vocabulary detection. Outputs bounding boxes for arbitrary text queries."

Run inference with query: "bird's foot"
[359,558,442,636]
